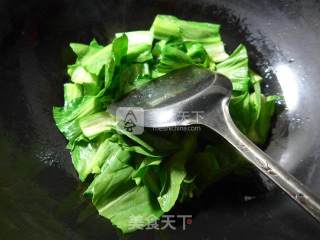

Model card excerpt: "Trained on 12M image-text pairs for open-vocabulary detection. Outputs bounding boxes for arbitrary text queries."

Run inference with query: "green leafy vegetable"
[151,15,229,62]
[79,112,116,139]
[115,31,153,62]
[157,133,197,212]
[84,145,163,233]
[63,83,82,105]
[216,44,250,91]
[53,14,280,233]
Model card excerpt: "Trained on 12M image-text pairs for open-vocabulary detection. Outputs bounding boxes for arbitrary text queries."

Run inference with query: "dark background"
[0,0,320,239]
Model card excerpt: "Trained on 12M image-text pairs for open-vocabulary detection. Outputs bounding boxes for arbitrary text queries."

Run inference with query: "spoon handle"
[206,99,320,222]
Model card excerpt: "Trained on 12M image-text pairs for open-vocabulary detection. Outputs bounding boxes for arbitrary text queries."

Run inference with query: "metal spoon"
[110,66,320,222]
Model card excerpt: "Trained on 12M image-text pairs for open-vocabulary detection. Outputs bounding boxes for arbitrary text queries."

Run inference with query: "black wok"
[1,0,320,239]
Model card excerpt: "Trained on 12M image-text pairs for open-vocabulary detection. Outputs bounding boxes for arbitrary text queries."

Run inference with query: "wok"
[0,0,320,239]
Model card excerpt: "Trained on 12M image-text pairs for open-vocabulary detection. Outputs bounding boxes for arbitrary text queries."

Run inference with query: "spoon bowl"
[110,66,232,128]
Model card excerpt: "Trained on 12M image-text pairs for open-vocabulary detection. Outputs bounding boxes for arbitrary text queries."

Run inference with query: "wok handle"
[205,99,320,222]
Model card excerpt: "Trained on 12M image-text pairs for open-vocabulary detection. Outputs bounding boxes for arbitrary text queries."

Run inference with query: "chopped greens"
[53,15,280,233]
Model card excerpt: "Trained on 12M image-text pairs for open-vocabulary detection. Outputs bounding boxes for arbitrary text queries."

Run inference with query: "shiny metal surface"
[113,66,320,222]
[1,0,320,239]
[109,67,216,128]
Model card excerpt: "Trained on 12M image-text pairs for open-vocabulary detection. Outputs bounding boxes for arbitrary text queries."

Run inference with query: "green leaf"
[116,128,155,152]
[71,141,97,181]
[152,15,221,43]
[155,45,194,74]
[126,146,160,157]
[132,157,162,185]
[157,133,197,212]
[203,41,229,63]
[216,44,250,91]
[111,34,128,66]
[230,91,278,144]
[70,43,89,58]
[85,148,163,233]
[79,112,116,139]
[179,20,220,43]
[151,15,228,62]
[71,137,127,181]
[70,66,97,84]
[68,65,101,95]
[151,15,182,40]
[53,96,102,141]
[80,44,113,75]
[192,145,220,185]
[116,31,153,62]
[249,70,262,119]
[64,83,83,105]
[185,42,207,63]
[114,62,153,97]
